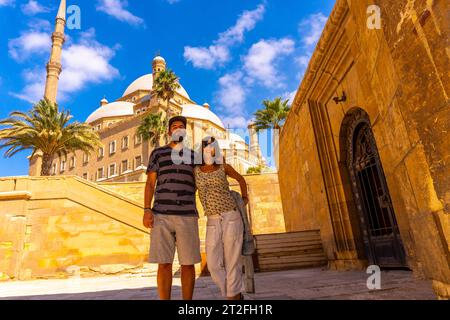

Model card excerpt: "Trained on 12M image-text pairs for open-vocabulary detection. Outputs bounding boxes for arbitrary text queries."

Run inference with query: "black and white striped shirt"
[147,145,198,216]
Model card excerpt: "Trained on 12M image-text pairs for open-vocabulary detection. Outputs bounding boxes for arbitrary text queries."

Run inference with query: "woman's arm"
[224,163,249,206]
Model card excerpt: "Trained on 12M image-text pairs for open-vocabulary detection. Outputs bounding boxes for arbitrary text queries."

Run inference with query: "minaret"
[152,55,166,89]
[43,0,66,104]
[248,123,263,164]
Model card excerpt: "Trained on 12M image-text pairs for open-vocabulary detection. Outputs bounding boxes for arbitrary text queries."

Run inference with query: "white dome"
[153,56,166,63]
[86,101,135,124]
[229,133,245,143]
[122,74,190,99]
[181,104,225,129]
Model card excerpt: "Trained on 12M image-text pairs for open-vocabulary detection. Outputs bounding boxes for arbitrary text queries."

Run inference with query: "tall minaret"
[44,0,66,104]
[152,55,166,89]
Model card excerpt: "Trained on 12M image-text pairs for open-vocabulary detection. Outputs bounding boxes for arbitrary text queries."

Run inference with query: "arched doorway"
[345,109,407,268]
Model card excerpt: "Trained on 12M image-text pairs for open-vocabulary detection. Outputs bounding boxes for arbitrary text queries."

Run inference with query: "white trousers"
[206,209,244,298]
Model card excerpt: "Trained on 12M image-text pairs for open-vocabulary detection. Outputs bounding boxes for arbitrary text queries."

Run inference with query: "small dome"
[86,101,135,124]
[153,55,166,63]
[122,74,190,99]
[229,133,245,143]
[181,104,224,129]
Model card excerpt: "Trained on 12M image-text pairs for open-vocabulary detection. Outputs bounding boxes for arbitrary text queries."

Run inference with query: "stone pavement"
[0,267,436,300]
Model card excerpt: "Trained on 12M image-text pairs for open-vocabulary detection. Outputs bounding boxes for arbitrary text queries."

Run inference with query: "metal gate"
[347,115,407,268]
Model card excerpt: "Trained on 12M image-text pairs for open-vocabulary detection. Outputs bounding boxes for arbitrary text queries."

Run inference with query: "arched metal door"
[347,114,407,268]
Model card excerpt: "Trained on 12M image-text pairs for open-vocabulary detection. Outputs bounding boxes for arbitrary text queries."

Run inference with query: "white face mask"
[171,128,186,143]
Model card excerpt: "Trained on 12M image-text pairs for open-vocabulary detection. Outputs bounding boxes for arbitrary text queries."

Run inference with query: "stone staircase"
[253,230,327,272]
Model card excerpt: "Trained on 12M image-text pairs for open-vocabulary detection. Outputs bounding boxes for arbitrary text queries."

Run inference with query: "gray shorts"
[149,214,201,265]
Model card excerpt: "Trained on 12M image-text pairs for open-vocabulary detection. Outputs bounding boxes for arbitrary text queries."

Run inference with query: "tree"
[153,69,181,117]
[246,165,263,174]
[137,112,168,147]
[253,97,290,131]
[0,99,101,176]
[253,97,291,170]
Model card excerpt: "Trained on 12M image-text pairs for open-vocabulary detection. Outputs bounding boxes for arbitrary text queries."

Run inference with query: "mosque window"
[83,153,90,164]
[135,156,142,169]
[69,156,76,169]
[60,159,66,172]
[135,134,142,145]
[121,160,129,173]
[109,141,116,154]
[122,136,129,149]
[51,163,57,175]
[97,167,104,180]
[98,147,104,158]
[108,163,117,177]
[82,173,88,180]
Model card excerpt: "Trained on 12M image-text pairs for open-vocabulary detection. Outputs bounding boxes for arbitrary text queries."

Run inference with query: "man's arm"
[143,171,157,228]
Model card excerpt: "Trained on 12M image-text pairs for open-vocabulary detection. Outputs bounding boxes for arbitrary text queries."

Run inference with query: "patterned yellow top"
[194,165,237,216]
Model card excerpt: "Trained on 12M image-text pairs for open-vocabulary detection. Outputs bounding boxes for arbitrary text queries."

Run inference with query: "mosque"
[28,0,266,181]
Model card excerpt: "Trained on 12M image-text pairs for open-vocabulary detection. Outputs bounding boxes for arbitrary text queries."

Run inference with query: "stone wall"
[278,0,449,299]
[100,172,287,244]
[0,173,285,281]
[0,176,149,281]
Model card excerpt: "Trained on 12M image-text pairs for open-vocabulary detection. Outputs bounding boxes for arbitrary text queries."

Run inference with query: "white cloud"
[183,45,229,69]
[295,13,328,73]
[0,0,15,7]
[221,116,249,129]
[243,38,295,88]
[96,0,144,26]
[184,3,265,69]
[11,28,120,103]
[299,13,328,47]
[21,0,49,15]
[8,31,51,61]
[214,72,251,129]
[8,18,53,62]
[281,90,297,105]
[217,71,246,114]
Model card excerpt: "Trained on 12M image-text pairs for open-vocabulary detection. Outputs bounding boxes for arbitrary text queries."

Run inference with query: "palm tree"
[253,97,290,131]
[153,69,181,117]
[137,112,168,147]
[253,97,291,170]
[0,99,101,176]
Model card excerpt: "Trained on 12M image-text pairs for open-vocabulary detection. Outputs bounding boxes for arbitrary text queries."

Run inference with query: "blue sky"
[0,0,335,176]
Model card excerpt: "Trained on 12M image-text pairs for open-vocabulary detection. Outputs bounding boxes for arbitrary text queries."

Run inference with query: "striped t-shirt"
[146,145,198,216]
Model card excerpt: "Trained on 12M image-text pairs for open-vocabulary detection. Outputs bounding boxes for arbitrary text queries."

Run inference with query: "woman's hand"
[143,209,154,228]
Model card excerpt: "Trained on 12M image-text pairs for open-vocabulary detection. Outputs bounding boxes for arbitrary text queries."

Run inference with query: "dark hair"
[200,136,223,166]
[168,115,187,130]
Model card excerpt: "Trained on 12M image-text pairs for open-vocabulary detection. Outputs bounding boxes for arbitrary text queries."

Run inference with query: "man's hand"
[143,209,154,228]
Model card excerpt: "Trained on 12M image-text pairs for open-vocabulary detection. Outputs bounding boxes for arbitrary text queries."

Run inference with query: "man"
[143,115,201,300]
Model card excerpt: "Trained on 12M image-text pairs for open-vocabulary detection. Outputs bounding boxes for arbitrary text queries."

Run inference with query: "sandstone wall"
[100,172,287,245]
[0,176,149,281]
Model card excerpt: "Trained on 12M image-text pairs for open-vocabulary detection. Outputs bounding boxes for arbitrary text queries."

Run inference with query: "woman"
[194,136,249,300]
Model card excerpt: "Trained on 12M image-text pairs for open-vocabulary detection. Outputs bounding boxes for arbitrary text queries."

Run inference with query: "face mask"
[171,128,186,143]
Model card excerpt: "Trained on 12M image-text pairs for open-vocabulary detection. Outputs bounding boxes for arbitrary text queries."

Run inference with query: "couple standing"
[143,115,249,300]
